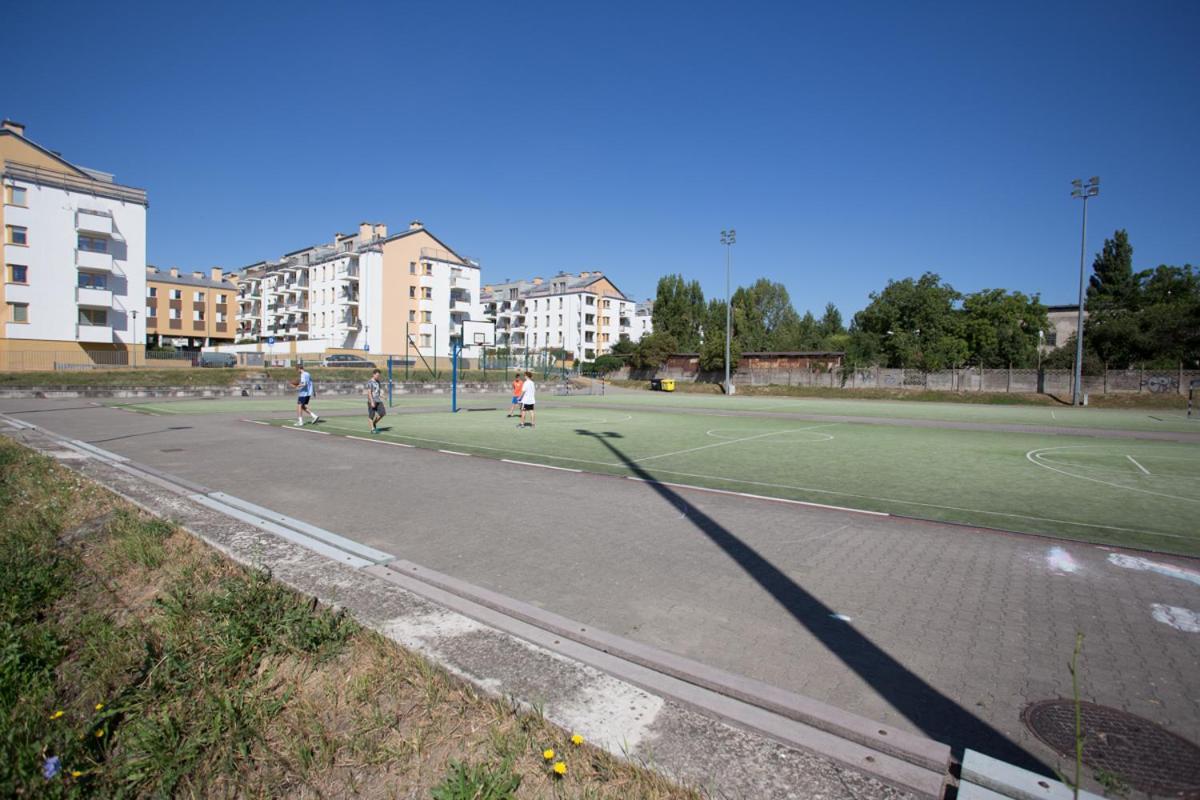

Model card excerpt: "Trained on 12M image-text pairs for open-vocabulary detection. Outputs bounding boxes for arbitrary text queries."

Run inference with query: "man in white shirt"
[517,370,536,429]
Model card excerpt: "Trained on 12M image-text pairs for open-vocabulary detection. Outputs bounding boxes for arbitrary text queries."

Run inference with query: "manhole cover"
[1022,700,1200,797]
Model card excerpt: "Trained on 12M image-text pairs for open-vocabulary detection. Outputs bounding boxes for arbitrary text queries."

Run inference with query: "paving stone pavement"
[3,397,1198,797]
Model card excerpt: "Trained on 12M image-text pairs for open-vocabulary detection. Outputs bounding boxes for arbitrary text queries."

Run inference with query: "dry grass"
[0,438,700,799]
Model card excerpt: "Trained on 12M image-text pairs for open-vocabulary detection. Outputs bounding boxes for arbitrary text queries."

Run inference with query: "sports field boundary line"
[256,415,1195,545]
[501,458,582,473]
[625,476,889,517]
[438,449,470,456]
[347,435,414,447]
[1127,454,1151,475]
[283,425,329,435]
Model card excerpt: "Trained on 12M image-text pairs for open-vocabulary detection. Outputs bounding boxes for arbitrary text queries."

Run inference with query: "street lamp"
[720,228,736,395]
[1070,176,1099,406]
[130,309,139,368]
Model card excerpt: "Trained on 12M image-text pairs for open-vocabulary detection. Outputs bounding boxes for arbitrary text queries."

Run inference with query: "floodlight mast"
[1070,176,1100,406]
[720,228,736,395]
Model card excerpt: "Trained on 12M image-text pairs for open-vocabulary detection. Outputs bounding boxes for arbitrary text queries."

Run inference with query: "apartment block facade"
[233,221,481,358]
[145,266,238,348]
[481,271,649,361]
[1,120,147,368]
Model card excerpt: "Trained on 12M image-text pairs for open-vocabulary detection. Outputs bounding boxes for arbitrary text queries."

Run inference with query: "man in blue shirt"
[294,364,319,427]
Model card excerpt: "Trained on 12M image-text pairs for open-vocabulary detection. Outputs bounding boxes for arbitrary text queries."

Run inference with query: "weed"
[431,759,522,800]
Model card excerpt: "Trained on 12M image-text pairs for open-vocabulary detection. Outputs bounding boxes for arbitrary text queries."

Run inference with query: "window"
[147,286,158,298]
[169,308,180,320]
[545,316,549,327]
[558,298,563,308]
[6,264,27,284]
[8,302,29,323]
[603,299,611,309]
[216,311,226,323]
[557,314,562,324]
[146,304,156,318]
[409,286,416,298]
[421,287,432,299]
[217,294,226,305]
[77,272,107,289]
[423,262,432,276]
[408,310,416,322]
[77,234,106,252]
[78,308,107,326]
[195,291,205,302]
[6,225,28,246]
[409,262,416,274]
[420,333,432,347]
[170,289,182,300]
[421,310,432,323]
[1046,330,1058,347]
[342,241,352,252]
[585,296,594,305]
[601,333,610,343]
[602,316,610,326]
[5,185,27,206]
[193,309,205,321]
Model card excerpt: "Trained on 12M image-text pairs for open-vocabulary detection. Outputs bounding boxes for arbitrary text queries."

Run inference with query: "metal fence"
[0,350,198,371]
[619,365,1200,396]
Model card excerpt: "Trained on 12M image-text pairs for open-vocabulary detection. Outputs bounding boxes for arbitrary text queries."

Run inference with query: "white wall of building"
[4,178,145,346]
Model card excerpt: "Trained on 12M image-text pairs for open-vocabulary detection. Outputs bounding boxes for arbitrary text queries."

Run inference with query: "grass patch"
[0,437,699,798]
[0,368,250,388]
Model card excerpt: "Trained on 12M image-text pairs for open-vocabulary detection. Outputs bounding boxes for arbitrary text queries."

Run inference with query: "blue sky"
[6,0,1198,317]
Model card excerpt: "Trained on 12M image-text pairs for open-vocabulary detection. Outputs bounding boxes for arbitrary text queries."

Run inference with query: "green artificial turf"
[262,402,1200,555]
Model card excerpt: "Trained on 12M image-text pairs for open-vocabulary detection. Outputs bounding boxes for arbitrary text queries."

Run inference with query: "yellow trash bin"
[661,379,676,392]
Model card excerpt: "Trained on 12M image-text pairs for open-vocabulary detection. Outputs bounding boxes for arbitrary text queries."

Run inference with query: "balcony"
[76,210,113,236]
[76,286,113,307]
[76,249,113,271]
[452,299,471,312]
[76,323,113,343]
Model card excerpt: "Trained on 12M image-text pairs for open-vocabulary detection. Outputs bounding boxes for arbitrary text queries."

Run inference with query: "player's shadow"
[575,428,1048,774]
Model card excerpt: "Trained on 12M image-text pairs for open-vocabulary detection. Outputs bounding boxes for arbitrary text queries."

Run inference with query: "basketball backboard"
[461,319,496,348]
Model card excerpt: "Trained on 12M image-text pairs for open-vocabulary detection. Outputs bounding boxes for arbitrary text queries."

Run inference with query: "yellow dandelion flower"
[71,771,82,778]
[94,729,105,738]
[553,761,567,776]
[94,703,104,711]
[542,748,555,761]
[50,710,64,720]
[570,733,584,746]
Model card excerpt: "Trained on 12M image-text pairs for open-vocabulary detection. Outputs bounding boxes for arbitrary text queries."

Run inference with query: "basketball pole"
[451,338,460,413]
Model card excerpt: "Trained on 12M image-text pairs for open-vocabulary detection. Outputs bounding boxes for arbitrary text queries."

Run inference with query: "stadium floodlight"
[1070,176,1100,406]
[720,229,736,396]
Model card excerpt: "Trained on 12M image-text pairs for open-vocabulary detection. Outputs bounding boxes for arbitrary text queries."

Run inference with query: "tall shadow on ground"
[577,429,1048,773]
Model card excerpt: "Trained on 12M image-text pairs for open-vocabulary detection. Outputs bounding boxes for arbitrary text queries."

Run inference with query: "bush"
[629,332,678,370]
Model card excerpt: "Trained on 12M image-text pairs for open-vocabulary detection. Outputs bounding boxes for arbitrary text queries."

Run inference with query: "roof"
[670,351,846,358]
[146,267,237,291]
[483,272,631,302]
[1046,304,1082,313]
[0,128,92,179]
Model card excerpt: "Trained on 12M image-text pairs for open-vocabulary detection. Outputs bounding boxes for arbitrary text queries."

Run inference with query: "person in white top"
[517,370,536,429]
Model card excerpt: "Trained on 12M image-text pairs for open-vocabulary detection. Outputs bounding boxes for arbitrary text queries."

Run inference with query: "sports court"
[112,387,1200,555]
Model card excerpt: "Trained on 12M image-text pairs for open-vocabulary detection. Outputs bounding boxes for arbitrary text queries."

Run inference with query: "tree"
[817,303,844,339]
[609,338,637,357]
[960,289,1048,368]
[584,354,625,375]
[850,273,968,370]
[1087,229,1136,312]
[730,279,801,351]
[629,332,679,370]
[651,275,706,351]
[699,299,741,373]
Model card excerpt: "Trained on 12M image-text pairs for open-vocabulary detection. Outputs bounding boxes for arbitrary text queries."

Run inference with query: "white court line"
[245,420,271,426]
[439,449,470,456]
[1127,455,1151,475]
[263,418,1188,540]
[625,476,889,516]
[284,425,329,435]
[1027,446,1198,504]
[1051,410,1057,420]
[502,459,582,473]
[347,435,413,447]
[632,423,839,464]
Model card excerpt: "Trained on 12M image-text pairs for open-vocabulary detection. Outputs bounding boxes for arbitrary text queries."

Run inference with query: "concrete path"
[4,397,1198,795]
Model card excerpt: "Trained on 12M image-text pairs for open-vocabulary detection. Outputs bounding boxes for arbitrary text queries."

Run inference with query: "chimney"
[579,271,590,279]
[373,223,388,239]
[192,271,204,280]
[532,277,543,285]
[169,268,179,278]
[409,220,423,231]
[2,119,25,137]
[359,222,373,241]
[210,267,223,282]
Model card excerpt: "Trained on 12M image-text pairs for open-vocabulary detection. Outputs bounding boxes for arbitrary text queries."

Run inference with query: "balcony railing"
[75,286,113,307]
[76,249,113,271]
[76,210,113,236]
[76,323,113,343]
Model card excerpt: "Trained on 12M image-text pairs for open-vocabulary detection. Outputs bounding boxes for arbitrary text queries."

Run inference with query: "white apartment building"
[1,120,147,368]
[482,271,648,361]
[233,221,482,359]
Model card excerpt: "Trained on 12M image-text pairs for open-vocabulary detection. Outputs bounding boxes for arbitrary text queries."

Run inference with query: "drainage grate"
[1022,700,1200,798]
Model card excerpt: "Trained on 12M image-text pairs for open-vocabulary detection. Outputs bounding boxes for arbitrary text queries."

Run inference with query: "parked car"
[321,354,377,369]
[197,352,237,368]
